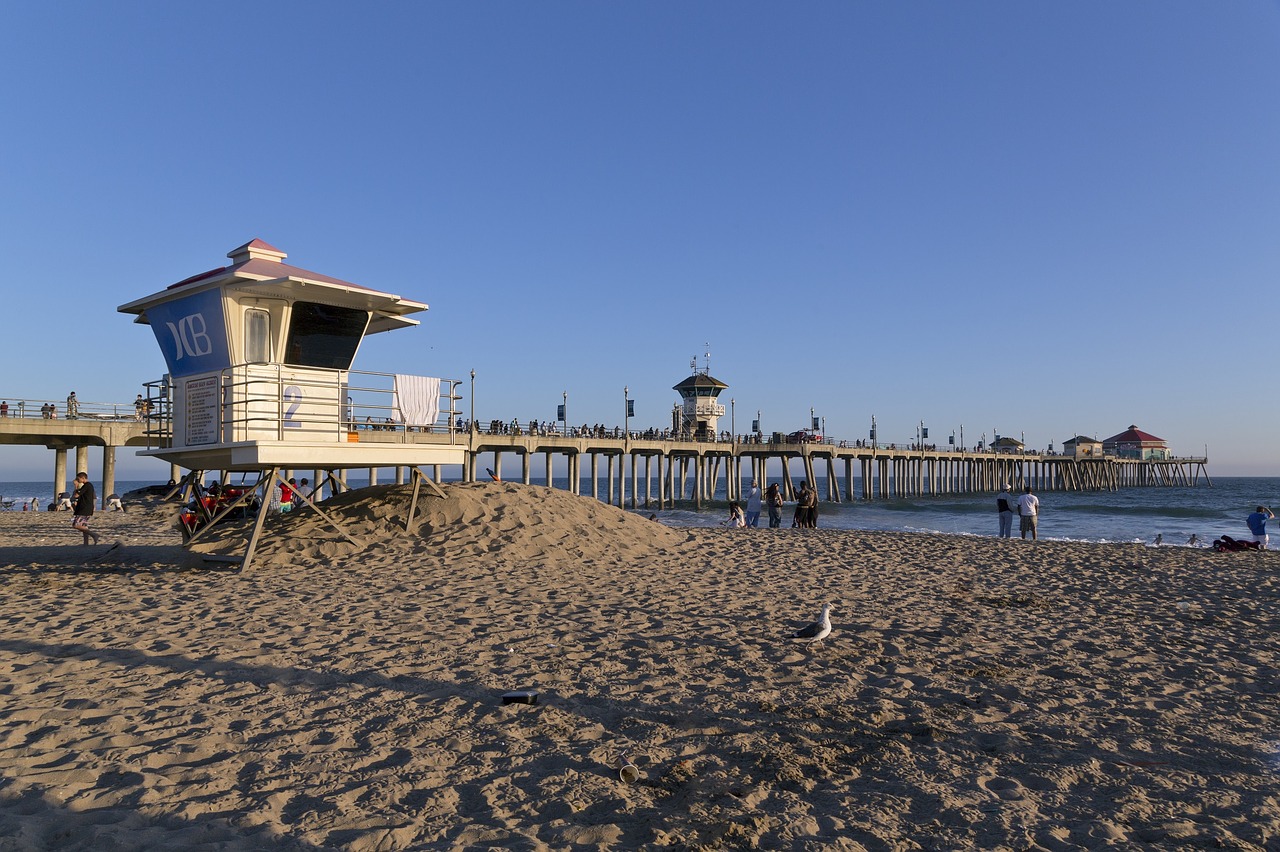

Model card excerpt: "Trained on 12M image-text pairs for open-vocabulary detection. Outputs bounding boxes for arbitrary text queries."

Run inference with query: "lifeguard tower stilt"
[119,239,466,570]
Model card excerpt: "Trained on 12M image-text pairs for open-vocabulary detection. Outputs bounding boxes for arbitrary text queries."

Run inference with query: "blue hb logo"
[147,289,228,377]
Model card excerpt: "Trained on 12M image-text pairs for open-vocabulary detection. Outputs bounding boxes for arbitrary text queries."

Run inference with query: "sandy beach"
[1,482,1277,850]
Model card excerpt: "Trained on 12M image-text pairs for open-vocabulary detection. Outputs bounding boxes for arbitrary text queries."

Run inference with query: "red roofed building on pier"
[1102,425,1169,460]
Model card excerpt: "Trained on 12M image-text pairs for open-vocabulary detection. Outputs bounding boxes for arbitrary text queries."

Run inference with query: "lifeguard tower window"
[283,302,371,369]
[245,308,273,363]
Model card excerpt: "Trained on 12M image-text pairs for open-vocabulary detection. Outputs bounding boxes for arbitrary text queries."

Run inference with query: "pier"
[0,398,156,505]
[456,429,1210,508]
[0,402,1210,509]
[0,237,1212,512]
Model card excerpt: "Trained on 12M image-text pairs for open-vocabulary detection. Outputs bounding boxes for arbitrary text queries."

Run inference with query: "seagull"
[790,604,832,643]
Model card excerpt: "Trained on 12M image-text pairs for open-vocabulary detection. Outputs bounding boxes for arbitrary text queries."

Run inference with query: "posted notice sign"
[185,376,220,446]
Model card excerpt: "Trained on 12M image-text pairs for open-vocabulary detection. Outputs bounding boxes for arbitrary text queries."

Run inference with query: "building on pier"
[1103,425,1169,460]
[672,361,727,440]
[991,436,1025,454]
[1063,435,1103,458]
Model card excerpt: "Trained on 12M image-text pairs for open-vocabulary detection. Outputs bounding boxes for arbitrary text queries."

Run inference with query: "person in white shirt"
[1017,487,1041,540]
[744,481,763,528]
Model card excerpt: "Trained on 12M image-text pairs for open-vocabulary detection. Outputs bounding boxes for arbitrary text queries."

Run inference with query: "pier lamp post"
[731,398,735,443]
[562,391,568,436]
[756,409,761,441]
[821,416,826,444]
[624,386,630,438]
[960,425,964,452]
[469,369,475,430]
[810,406,815,433]
[871,415,877,449]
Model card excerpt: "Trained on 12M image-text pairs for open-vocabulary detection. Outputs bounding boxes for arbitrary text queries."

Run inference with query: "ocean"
[2,475,1275,547]
[648,476,1280,546]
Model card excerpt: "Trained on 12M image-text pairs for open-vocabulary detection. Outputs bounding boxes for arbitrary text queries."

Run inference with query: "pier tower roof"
[1102,425,1166,447]
[672,372,728,397]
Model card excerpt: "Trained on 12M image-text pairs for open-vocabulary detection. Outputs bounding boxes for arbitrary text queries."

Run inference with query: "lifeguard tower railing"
[141,365,462,451]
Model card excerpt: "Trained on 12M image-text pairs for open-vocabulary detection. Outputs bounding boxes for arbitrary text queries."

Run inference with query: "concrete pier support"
[53,448,68,503]
[102,446,116,506]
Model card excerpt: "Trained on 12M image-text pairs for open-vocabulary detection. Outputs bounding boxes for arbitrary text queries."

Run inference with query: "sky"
[1,1,1278,480]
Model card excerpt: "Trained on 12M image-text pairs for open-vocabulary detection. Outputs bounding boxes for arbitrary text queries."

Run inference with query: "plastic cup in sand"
[617,754,640,783]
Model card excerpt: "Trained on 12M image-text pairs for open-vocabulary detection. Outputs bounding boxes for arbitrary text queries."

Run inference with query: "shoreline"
[1,483,1277,849]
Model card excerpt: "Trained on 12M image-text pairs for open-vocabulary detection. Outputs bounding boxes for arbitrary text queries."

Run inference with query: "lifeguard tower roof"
[118,239,427,334]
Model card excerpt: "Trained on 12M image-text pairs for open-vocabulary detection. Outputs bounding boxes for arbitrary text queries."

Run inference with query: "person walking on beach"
[1017,486,1040,540]
[765,482,783,528]
[1247,505,1274,549]
[803,481,819,528]
[744,480,762,528]
[996,483,1016,538]
[71,472,100,545]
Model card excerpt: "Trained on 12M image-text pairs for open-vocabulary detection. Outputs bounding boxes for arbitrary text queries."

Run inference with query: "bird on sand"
[789,603,832,643]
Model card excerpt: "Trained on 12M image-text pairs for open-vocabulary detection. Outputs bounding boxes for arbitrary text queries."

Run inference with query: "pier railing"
[0,396,143,422]
[140,367,464,450]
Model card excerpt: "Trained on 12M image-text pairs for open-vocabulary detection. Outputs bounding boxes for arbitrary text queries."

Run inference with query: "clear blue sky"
[1,1,1277,480]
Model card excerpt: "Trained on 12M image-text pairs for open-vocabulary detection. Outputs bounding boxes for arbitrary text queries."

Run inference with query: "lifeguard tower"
[118,239,466,567]
[672,357,727,440]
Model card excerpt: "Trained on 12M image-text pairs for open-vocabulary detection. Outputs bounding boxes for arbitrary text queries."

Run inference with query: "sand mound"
[192,481,688,567]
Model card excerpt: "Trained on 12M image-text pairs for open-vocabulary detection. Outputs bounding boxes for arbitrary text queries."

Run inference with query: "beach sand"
[1,482,1277,850]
